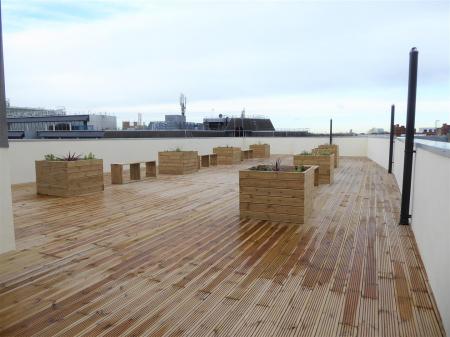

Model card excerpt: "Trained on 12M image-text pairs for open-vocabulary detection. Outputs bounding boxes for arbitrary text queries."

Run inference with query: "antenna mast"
[180,93,187,117]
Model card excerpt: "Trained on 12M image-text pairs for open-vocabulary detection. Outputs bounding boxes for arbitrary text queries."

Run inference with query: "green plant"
[44,154,61,161]
[315,149,332,155]
[83,152,96,160]
[300,150,313,155]
[294,165,307,172]
[249,165,272,171]
[273,158,282,171]
[62,152,82,161]
[174,147,182,152]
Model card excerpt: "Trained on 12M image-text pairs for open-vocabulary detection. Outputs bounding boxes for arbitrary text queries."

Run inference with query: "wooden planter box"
[213,147,242,165]
[239,165,316,224]
[158,151,199,175]
[249,144,270,158]
[209,154,218,166]
[293,154,334,184]
[35,159,104,197]
[316,144,339,168]
[241,149,254,160]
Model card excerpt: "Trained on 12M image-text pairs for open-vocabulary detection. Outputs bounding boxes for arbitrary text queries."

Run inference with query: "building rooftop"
[0,156,444,336]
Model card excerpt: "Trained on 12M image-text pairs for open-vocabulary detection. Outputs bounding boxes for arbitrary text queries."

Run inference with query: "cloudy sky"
[3,0,449,132]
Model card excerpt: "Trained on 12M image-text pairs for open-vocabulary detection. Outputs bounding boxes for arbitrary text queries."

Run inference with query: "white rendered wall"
[393,139,405,192]
[410,148,450,335]
[366,137,405,190]
[8,136,367,184]
[367,136,390,170]
[0,148,15,254]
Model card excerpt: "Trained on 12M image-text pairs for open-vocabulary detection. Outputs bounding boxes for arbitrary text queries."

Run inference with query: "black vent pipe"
[329,119,333,144]
[388,105,395,174]
[399,48,418,225]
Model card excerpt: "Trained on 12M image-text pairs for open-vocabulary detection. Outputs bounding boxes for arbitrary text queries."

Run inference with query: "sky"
[2,0,450,133]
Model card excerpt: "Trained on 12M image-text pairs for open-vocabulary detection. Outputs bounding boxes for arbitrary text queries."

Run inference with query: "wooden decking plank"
[0,157,444,337]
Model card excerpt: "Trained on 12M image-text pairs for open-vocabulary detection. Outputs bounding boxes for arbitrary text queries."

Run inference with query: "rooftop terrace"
[0,156,445,337]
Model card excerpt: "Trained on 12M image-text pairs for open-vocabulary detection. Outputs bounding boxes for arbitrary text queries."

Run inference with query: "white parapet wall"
[8,136,367,184]
[409,142,450,335]
[0,148,16,254]
[367,136,390,170]
[367,136,450,335]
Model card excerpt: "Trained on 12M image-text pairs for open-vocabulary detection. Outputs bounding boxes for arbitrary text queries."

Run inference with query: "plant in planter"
[213,146,241,165]
[239,159,316,224]
[249,143,270,158]
[316,144,339,168]
[36,152,104,197]
[158,150,199,174]
[294,150,334,185]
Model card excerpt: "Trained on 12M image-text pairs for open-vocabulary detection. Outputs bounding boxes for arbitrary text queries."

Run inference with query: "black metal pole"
[388,104,395,173]
[329,118,333,144]
[399,47,418,225]
[0,1,9,149]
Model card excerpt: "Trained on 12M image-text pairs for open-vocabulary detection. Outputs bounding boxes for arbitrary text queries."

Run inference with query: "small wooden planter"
[158,151,199,175]
[201,155,210,167]
[213,147,242,165]
[36,159,104,197]
[249,144,270,158]
[293,154,334,184]
[209,154,218,166]
[111,161,156,184]
[316,144,339,168]
[241,150,254,160]
[239,165,316,224]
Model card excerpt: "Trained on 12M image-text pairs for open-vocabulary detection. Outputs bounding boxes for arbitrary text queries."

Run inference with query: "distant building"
[437,123,450,136]
[203,115,275,136]
[122,120,145,130]
[394,124,407,136]
[148,114,203,130]
[6,101,116,139]
[367,127,386,134]
[6,100,65,118]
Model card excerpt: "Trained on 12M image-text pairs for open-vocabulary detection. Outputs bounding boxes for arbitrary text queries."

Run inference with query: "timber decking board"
[0,156,445,337]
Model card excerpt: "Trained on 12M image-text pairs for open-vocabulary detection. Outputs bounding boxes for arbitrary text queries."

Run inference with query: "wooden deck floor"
[0,157,445,337]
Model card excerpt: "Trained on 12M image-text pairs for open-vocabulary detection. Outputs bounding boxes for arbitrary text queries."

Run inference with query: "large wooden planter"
[239,165,316,224]
[35,159,104,197]
[213,147,241,165]
[293,154,334,184]
[316,144,339,168]
[158,151,199,175]
[249,144,270,158]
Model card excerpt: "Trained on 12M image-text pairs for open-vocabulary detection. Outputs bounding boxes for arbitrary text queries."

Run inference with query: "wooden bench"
[200,155,210,167]
[111,161,157,184]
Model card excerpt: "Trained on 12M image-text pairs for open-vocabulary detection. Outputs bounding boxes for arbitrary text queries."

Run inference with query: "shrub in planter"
[293,151,334,184]
[36,152,104,197]
[239,159,316,224]
[158,149,199,174]
[315,144,339,168]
